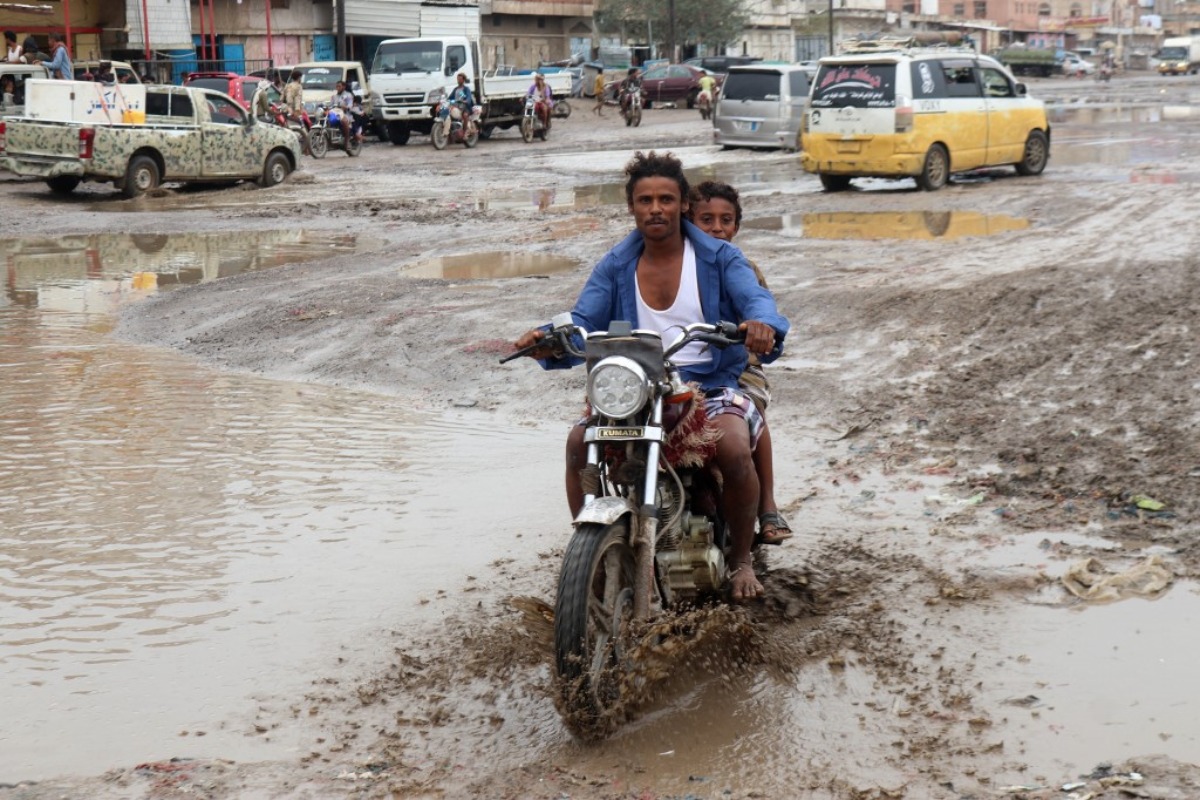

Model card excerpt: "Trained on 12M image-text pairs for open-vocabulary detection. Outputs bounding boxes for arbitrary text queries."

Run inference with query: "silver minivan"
[712,64,811,151]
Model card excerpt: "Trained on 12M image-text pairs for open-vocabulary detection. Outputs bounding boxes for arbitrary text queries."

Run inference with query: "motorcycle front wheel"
[308,129,328,159]
[520,117,534,143]
[431,123,448,150]
[554,521,636,739]
[632,106,642,127]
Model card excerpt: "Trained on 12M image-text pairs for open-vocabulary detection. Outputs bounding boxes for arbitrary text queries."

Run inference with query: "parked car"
[683,55,762,75]
[1062,52,1096,75]
[801,49,1050,191]
[183,72,260,110]
[713,64,811,151]
[638,64,722,108]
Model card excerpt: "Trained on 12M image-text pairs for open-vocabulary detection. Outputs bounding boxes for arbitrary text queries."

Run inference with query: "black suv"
[683,55,762,74]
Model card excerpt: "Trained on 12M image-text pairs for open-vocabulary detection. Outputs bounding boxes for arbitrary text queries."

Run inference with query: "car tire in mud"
[259,151,293,188]
[554,521,636,740]
[387,122,410,146]
[819,173,853,192]
[1015,130,1049,176]
[308,130,328,159]
[123,155,160,199]
[916,143,949,191]
[46,176,81,195]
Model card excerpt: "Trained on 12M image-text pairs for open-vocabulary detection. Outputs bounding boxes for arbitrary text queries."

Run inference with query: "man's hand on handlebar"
[739,321,777,356]
[509,328,558,361]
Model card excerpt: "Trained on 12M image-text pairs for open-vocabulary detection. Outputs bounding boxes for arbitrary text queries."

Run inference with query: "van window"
[979,67,1014,98]
[788,71,809,97]
[811,63,896,108]
[940,61,981,97]
[911,60,948,98]
[723,70,782,100]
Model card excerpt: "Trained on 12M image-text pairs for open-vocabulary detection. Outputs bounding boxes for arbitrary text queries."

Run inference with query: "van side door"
[978,66,1027,166]
[934,58,988,170]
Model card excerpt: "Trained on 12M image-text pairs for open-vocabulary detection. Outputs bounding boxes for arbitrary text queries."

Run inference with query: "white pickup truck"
[0,80,302,197]
[370,36,571,145]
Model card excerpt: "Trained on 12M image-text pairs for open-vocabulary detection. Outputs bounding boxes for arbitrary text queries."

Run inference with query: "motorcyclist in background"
[438,72,475,136]
[251,80,273,123]
[619,67,642,114]
[331,79,357,147]
[527,72,554,133]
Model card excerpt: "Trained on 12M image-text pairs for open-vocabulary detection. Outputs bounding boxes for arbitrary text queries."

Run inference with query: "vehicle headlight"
[427,88,444,103]
[304,101,318,112]
[587,356,650,419]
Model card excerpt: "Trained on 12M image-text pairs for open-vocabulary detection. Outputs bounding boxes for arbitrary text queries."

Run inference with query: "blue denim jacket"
[45,45,72,80]
[541,220,790,390]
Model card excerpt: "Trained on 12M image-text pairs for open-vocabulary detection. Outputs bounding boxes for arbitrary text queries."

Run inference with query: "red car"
[182,72,263,111]
[637,64,722,109]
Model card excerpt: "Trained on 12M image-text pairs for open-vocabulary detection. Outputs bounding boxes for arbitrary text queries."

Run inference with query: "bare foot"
[729,563,764,602]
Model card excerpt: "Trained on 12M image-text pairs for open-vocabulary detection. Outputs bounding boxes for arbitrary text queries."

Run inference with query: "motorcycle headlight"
[304,101,318,113]
[587,356,650,419]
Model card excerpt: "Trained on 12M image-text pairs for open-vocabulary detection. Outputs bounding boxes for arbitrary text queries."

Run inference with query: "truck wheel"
[123,155,160,199]
[387,122,410,146]
[479,125,494,140]
[553,99,571,119]
[1015,130,1049,176]
[259,151,293,187]
[46,176,81,195]
[915,143,949,191]
[373,122,390,143]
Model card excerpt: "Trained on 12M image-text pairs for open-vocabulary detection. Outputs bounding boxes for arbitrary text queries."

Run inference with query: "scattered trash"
[1061,555,1173,602]
[998,785,1046,794]
[1131,494,1164,511]
[1062,781,1088,791]
[1002,694,1042,708]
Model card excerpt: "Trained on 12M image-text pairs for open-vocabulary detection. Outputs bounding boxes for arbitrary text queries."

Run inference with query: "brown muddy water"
[743,211,1030,240]
[4,214,1200,790]
[0,231,564,779]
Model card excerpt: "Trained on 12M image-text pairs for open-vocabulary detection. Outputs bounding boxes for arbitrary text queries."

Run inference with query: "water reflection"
[2,230,365,310]
[743,210,1030,240]
[0,235,561,778]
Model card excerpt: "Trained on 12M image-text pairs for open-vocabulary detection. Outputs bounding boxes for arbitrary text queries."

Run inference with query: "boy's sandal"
[759,511,793,545]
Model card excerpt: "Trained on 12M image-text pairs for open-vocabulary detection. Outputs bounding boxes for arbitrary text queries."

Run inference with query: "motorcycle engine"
[654,511,726,604]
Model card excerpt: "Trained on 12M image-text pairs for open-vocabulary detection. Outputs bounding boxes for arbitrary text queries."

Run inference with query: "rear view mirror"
[1015,83,1027,96]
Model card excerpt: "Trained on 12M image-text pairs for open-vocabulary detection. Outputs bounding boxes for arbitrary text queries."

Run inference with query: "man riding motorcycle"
[438,72,476,136]
[512,151,790,602]
[619,67,642,114]
[331,79,361,145]
[526,72,554,133]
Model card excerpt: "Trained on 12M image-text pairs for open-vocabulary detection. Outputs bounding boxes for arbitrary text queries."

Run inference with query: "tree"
[596,0,749,57]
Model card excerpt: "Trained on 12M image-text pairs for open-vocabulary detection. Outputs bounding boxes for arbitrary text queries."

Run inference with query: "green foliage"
[596,0,749,53]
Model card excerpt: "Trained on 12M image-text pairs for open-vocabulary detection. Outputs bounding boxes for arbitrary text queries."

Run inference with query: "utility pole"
[828,0,835,56]
[337,0,347,60]
[668,0,677,62]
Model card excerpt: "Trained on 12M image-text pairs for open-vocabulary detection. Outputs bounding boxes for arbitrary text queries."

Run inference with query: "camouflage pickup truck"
[0,81,302,198]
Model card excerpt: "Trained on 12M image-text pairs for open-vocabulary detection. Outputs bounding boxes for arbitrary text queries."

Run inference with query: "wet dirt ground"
[2,73,1199,799]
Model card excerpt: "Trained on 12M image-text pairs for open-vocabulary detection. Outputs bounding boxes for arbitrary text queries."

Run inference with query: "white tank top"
[635,240,707,366]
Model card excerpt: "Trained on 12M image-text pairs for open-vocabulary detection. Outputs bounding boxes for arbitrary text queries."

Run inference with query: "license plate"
[836,141,861,154]
[735,120,759,132]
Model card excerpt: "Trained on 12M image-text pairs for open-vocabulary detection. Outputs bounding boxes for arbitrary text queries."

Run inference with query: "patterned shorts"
[703,387,765,450]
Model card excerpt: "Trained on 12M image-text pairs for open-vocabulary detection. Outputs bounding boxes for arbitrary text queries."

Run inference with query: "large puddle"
[743,210,1030,240]
[3,230,370,308]
[0,231,565,778]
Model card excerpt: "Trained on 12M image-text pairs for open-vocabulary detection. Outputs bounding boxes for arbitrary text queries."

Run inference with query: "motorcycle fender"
[573,496,637,527]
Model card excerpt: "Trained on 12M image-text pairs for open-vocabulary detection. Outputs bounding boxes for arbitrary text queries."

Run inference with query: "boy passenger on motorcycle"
[689,181,792,546]
[512,151,790,602]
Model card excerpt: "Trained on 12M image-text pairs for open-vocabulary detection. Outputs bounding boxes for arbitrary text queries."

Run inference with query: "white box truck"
[1157,37,1200,75]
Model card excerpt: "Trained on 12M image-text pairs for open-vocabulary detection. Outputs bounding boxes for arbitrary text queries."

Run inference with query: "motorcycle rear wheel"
[308,129,328,159]
[431,124,448,150]
[554,521,636,739]
[464,126,479,148]
[345,134,362,157]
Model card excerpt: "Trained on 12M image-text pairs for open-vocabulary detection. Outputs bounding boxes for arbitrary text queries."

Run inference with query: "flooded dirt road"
[2,73,1199,798]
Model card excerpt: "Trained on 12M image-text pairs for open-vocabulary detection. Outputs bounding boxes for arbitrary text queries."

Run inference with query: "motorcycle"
[696,89,714,121]
[307,104,362,159]
[432,97,481,150]
[621,86,643,128]
[503,315,751,738]
[521,94,550,143]
[268,102,312,154]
